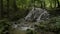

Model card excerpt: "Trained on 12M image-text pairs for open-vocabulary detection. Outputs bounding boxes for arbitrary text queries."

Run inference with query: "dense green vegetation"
[0,0,60,34]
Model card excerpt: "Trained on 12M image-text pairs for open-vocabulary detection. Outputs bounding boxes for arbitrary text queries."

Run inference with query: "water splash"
[25,7,49,22]
[12,7,49,30]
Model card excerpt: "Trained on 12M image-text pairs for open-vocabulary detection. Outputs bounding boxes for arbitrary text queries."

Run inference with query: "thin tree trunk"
[1,0,3,18]
[50,2,52,8]
[41,2,43,8]
[57,0,60,8]
[0,0,1,19]
[57,0,59,6]
[43,1,45,8]
[7,0,9,18]
[54,0,56,8]
[14,0,17,11]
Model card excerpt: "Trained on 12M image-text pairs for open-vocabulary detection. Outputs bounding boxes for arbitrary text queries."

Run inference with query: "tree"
[13,0,17,11]
[57,0,60,8]
[7,0,9,18]
[1,0,3,18]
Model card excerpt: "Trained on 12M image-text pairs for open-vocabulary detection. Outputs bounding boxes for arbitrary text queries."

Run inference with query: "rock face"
[25,7,49,22]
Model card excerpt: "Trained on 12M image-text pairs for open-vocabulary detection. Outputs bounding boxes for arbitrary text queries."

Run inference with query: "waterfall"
[12,7,49,30]
[25,7,49,22]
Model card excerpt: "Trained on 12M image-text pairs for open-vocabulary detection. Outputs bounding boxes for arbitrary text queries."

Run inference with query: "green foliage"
[35,16,60,32]
[0,0,60,34]
[16,0,60,9]
[0,19,11,34]
[26,29,37,34]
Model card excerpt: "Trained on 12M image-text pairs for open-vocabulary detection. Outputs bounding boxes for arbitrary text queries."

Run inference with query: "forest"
[0,0,60,34]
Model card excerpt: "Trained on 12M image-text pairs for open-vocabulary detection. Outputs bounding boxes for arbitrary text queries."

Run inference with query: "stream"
[12,7,49,31]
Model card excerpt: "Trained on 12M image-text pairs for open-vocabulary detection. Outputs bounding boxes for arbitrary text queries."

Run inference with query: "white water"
[25,7,49,22]
[12,7,49,30]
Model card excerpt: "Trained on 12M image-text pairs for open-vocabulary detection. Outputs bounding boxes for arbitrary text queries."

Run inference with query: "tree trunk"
[50,1,52,8]
[14,0,17,11]
[43,1,45,8]
[57,0,60,8]
[54,0,56,8]
[7,0,9,18]
[1,0,3,18]
[41,1,43,8]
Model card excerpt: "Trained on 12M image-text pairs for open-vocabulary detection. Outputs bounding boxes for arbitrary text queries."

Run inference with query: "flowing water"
[10,7,58,34]
[12,7,49,31]
[25,7,49,22]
